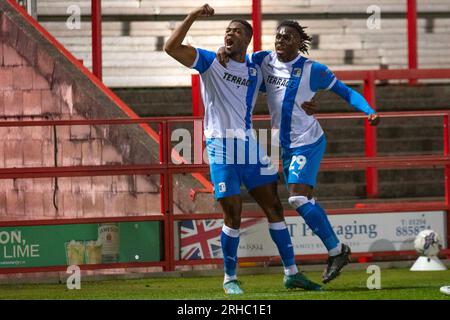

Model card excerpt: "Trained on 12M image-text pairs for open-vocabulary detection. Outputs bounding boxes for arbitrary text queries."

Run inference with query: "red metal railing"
[445,114,450,209]
[407,0,418,85]
[0,108,449,273]
[363,71,378,198]
[91,0,102,80]
[338,69,450,197]
[252,0,262,52]
[191,74,204,118]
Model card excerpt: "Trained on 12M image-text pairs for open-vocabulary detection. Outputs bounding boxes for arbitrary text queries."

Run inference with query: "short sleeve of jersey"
[310,61,337,92]
[251,50,271,67]
[191,48,216,74]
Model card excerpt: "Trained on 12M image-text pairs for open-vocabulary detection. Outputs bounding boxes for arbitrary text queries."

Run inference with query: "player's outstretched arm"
[164,4,215,67]
[330,81,380,126]
[311,62,380,126]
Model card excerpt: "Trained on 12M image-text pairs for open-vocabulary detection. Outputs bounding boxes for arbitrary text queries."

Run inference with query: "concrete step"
[240,178,444,204]
[104,76,190,87]
[241,196,446,212]
[73,51,387,69]
[70,49,383,61]
[92,65,450,88]
[323,125,442,141]
[55,33,450,54]
[238,167,444,203]
[76,62,450,88]
[103,67,194,77]
[378,138,443,154]
[40,18,450,38]
[36,0,450,15]
[102,73,358,88]
[327,138,444,155]
[55,44,421,64]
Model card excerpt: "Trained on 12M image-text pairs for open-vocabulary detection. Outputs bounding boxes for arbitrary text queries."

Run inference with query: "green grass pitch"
[0,268,449,300]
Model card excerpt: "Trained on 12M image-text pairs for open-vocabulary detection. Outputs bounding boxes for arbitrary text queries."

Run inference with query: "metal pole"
[444,115,450,248]
[407,0,418,85]
[159,121,174,271]
[166,170,175,271]
[158,123,167,269]
[163,121,175,271]
[92,0,102,80]
[364,72,378,198]
[252,0,262,52]
[159,123,165,215]
[191,75,205,166]
[191,74,204,117]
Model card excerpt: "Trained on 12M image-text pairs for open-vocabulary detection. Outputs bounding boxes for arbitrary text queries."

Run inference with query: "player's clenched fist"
[189,4,215,18]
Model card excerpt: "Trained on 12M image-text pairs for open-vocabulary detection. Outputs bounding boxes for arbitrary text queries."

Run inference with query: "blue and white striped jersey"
[254,51,375,149]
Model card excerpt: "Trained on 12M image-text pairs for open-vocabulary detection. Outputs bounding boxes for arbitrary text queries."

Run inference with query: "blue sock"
[269,221,298,275]
[296,201,340,252]
[220,225,240,280]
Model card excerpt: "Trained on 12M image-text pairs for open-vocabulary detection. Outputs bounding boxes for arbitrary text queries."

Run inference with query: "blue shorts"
[282,135,326,188]
[206,137,278,199]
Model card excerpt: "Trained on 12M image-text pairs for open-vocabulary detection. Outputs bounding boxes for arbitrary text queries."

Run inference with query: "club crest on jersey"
[249,68,257,76]
[218,182,227,193]
[293,68,302,77]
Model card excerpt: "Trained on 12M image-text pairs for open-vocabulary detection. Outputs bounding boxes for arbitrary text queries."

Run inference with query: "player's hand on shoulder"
[190,4,215,18]
[301,99,317,116]
[216,46,229,68]
[368,113,380,126]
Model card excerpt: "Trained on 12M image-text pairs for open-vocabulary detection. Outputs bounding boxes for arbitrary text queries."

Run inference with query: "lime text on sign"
[0,231,40,259]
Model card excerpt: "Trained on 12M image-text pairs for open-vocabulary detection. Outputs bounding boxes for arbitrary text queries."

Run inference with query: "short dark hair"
[277,20,312,54]
[230,19,253,39]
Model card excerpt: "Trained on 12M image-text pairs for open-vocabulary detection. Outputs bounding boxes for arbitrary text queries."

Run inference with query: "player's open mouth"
[225,38,234,50]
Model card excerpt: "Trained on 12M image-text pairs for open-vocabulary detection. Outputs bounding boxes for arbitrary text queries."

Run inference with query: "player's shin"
[288,196,341,256]
[221,225,240,283]
[269,221,298,275]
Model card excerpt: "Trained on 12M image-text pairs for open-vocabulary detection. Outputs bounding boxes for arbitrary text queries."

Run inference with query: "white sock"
[284,265,298,276]
[224,274,237,284]
[328,243,342,257]
[222,225,240,237]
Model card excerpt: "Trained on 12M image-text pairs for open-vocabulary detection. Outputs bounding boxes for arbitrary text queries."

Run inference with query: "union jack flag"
[180,218,262,260]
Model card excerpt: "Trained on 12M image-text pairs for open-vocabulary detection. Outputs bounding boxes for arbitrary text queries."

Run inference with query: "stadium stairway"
[34,0,450,87]
[35,0,450,15]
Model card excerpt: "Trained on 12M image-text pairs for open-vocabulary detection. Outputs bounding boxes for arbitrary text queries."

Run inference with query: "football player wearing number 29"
[219,21,381,284]
[165,5,322,294]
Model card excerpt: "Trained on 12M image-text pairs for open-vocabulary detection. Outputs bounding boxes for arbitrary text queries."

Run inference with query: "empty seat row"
[36,0,450,15]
